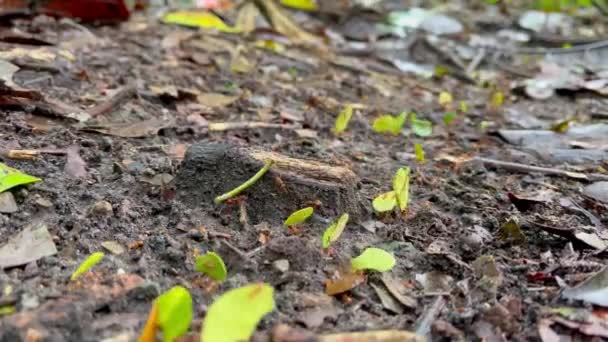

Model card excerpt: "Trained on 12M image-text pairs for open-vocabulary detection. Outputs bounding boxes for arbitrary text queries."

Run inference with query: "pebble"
[34,196,53,208]
[101,241,126,255]
[273,259,290,273]
[21,293,39,309]
[0,192,18,213]
[89,200,113,217]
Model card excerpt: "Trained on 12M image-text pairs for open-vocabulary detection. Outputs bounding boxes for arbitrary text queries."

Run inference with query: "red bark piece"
[0,0,130,22]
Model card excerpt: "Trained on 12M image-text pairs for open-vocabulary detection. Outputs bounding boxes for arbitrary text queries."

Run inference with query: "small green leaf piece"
[215,160,273,203]
[414,143,425,162]
[351,247,396,272]
[202,283,274,342]
[0,163,41,193]
[333,105,353,134]
[157,286,193,342]
[372,191,396,213]
[196,252,227,282]
[372,112,407,135]
[410,113,433,137]
[284,207,314,226]
[443,112,456,126]
[322,213,349,249]
[71,252,104,280]
[438,91,453,107]
[163,11,240,33]
[393,167,410,211]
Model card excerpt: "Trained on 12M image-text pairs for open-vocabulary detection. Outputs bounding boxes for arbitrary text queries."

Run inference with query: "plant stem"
[214,160,274,203]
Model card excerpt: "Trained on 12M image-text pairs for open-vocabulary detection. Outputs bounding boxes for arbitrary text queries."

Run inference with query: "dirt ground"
[1,1,608,341]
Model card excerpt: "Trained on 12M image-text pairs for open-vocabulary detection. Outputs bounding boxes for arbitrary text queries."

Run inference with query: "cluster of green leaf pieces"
[372,167,411,213]
[332,108,433,138]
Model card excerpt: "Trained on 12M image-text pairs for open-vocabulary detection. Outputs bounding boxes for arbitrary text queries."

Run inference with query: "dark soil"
[1,4,608,342]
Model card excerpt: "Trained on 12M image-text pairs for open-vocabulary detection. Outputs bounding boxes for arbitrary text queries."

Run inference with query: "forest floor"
[1,1,608,341]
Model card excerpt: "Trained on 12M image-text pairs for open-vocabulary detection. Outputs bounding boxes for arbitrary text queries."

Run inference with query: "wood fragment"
[88,84,137,117]
[208,121,297,131]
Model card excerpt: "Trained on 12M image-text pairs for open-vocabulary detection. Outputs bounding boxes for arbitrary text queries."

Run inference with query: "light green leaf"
[392,167,410,211]
[202,283,274,342]
[443,112,456,126]
[322,213,349,249]
[284,207,314,226]
[280,0,318,11]
[438,91,453,107]
[0,163,41,194]
[333,105,353,134]
[372,112,407,135]
[196,252,227,282]
[157,286,193,342]
[71,252,104,280]
[372,191,396,213]
[163,11,240,33]
[351,247,396,272]
[410,113,432,137]
[414,143,425,162]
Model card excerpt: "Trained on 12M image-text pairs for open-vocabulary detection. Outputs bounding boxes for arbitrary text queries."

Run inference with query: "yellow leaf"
[280,0,318,11]
[163,11,240,33]
[490,91,504,108]
[438,91,453,107]
[71,252,104,280]
[372,191,396,213]
[254,40,286,53]
[414,143,425,163]
[551,117,576,133]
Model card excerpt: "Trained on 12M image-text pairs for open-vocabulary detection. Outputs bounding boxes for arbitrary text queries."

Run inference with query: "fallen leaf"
[0,221,57,268]
[162,11,240,33]
[257,0,320,45]
[371,282,404,314]
[381,273,417,308]
[64,145,87,178]
[82,118,175,138]
[499,217,526,243]
[562,266,608,307]
[198,93,239,108]
[235,2,260,34]
[325,272,365,296]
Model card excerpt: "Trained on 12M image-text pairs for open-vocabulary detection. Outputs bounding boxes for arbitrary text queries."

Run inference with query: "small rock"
[584,182,608,204]
[101,241,126,255]
[89,200,113,217]
[0,192,18,213]
[21,293,39,309]
[34,196,53,208]
[273,259,290,273]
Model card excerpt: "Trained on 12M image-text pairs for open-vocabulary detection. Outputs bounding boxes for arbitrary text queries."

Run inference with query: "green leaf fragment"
[372,112,407,135]
[202,283,274,342]
[196,252,227,282]
[333,105,353,134]
[372,191,397,213]
[0,163,41,194]
[157,286,193,342]
[351,247,396,272]
[71,252,104,280]
[392,167,410,211]
[322,213,349,249]
[443,112,456,126]
[414,143,425,162]
[284,207,314,226]
[410,113,433,137]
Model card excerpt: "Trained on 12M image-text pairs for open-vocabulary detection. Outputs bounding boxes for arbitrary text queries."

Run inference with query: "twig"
[87,84,137,117]
[475,157,608,182]
[208,122,297,131]
[214,160,274,203]
[415,296,445,339]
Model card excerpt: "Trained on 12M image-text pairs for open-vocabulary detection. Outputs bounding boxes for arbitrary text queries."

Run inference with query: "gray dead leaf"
[0,221,57,268]
[0,191,18,213]
[296,305,340,329]
[584,182,608,204]
[64,145,87,178]
[371,282,404,314]
[381,272,417,308]
[562,266,608,306]
[573,231,607,250]
[416,271,454,294]
[140,173,174,186]
[0,60,19,86]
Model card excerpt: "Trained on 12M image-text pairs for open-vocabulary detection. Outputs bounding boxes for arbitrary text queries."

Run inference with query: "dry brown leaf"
[197,93,239,108]
[325,272,365,296]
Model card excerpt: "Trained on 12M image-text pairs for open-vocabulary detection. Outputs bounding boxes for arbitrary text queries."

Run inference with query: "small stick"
[475,157,608,182]
[214,160,274,203]
[88,84,137,117]
[415,296,445,339]
[208,122,297,131]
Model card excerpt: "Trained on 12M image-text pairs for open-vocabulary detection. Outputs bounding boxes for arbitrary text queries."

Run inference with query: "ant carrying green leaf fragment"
[410,113,433,137]
[322,213,349,249]
[71,252,104,280]
[196,252,227,282]
[202,283,274,342]
[414,143,425,163]
[215,160,274,203]
[351,247,396,272]
[333,104,353,134]
[372,112,407,135]
[139,286,193,342]
[372,167,410,213]
[284,207,314,227]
